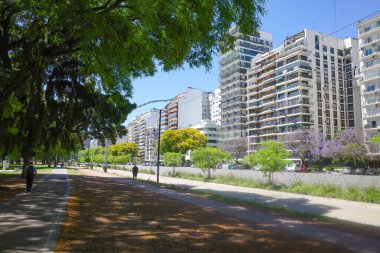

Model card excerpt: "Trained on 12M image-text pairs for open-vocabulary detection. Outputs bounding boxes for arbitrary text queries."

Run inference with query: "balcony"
[359,23,380,37]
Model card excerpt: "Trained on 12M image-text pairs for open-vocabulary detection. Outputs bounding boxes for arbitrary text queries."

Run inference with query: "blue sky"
[126,0,380,124]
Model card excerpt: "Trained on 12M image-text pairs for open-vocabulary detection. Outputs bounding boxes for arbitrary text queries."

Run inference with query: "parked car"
[366,168,378,175]
[342,167,352,175]
[285,163,297,172]
[354,168,365,175]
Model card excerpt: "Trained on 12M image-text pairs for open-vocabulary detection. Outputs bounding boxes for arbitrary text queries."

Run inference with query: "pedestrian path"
[0,168,70,253]
[93,167,380,227]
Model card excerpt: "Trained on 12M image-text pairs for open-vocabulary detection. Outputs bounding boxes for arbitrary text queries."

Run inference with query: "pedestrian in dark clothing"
[25,161,37,192]
[132,164,138,181]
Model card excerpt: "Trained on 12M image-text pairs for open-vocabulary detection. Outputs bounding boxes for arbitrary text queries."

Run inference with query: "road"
[133,165,380,189]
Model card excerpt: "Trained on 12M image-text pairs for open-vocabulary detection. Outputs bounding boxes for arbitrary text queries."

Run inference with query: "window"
[323,45,327,52]
[278,93,285,100]
[367,84,376,91]
[337,49,343,56]
[365,60,373,68]
[365,48,373,56]
[315,35,320,50]
[288,90,300,97]
[278,101,286,108]
[316,59,320,66]
[330,47,335,54]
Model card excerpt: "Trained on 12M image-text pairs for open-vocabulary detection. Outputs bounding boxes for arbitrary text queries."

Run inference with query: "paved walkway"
[0,168,70,253]
[93,167,380,227]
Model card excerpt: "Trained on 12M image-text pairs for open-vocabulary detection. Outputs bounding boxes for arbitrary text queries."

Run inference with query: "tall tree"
[109,142,138,157]
[160,128,207,154]
[321,128,367,167]
[1,0,266,164]
[281,129,322,167]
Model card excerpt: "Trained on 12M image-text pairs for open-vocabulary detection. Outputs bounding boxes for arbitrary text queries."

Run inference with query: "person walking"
[132,164,139,181]
[25,161,37,192]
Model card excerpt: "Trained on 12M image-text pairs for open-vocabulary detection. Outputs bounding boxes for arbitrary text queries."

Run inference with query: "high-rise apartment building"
[125,110,160,162]
[209,88,222,125]
[178,87,211,128]
[220,27,272,142]
[166,92,185,130]
[247,29,360,152]
[357,14,380,156]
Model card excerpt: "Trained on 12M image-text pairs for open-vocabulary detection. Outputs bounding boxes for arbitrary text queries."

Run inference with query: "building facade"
[209,88,222,125]
[191,120,221,147]
[247,29,360,152]
[220,27,272,142]
[178,87,211,129]
[357,14,380,156]
[125,110,160,162]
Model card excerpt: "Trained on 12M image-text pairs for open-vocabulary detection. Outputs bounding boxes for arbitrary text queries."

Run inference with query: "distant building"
[357,14,380,157]
[124,110,160,162]
[178,87,210,129]
[246,29,361,152]
[220,27,273,142]
[209,88,221,125]
[191,120,221,147]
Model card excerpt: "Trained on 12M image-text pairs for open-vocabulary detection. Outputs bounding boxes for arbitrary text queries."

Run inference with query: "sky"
[126,0,380,124]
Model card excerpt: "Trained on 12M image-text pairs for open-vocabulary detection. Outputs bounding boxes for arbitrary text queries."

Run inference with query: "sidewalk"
[0,168,71,253]
[94,167,380,227]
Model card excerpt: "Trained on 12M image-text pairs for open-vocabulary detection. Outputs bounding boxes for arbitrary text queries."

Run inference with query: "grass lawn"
[55,169,353,253]
[0,165,53,202]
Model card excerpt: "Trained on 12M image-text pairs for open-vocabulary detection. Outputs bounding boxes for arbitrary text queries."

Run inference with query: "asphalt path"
[0,168,71,253]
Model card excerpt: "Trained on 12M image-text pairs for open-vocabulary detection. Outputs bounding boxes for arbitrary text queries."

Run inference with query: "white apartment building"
[209,88,221,125]
[125,110,160,162]
[191,120,221,147]
[247,29,360,152]
[178,87,211,129]
[357,14,380,156]
[220,27,273,141]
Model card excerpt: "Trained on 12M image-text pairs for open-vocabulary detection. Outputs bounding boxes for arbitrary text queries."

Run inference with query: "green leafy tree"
[163,152,184,177]
[191,147,230,179]
[160,128,207,154]
[1,0,265,167]
[242,141,289,184]
[109,142,138,157]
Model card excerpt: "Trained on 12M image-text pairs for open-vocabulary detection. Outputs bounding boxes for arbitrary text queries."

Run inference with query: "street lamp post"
[156,109,162,183]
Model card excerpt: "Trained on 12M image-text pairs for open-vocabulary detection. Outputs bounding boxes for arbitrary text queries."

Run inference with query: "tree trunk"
[172,166,176,177]
[207,168,211,179]
[48,160,52,168]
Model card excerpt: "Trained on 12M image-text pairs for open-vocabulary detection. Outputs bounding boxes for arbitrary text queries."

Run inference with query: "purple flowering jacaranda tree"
[281,128,323,167]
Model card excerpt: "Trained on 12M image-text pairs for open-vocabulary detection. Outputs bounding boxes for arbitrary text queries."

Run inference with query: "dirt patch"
[55,170,352,253]
[0,174,25,202]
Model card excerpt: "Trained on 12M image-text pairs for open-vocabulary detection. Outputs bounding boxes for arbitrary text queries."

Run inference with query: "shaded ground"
[0,174,25,202]
[55,169,352,253]
[0,168,52,203]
